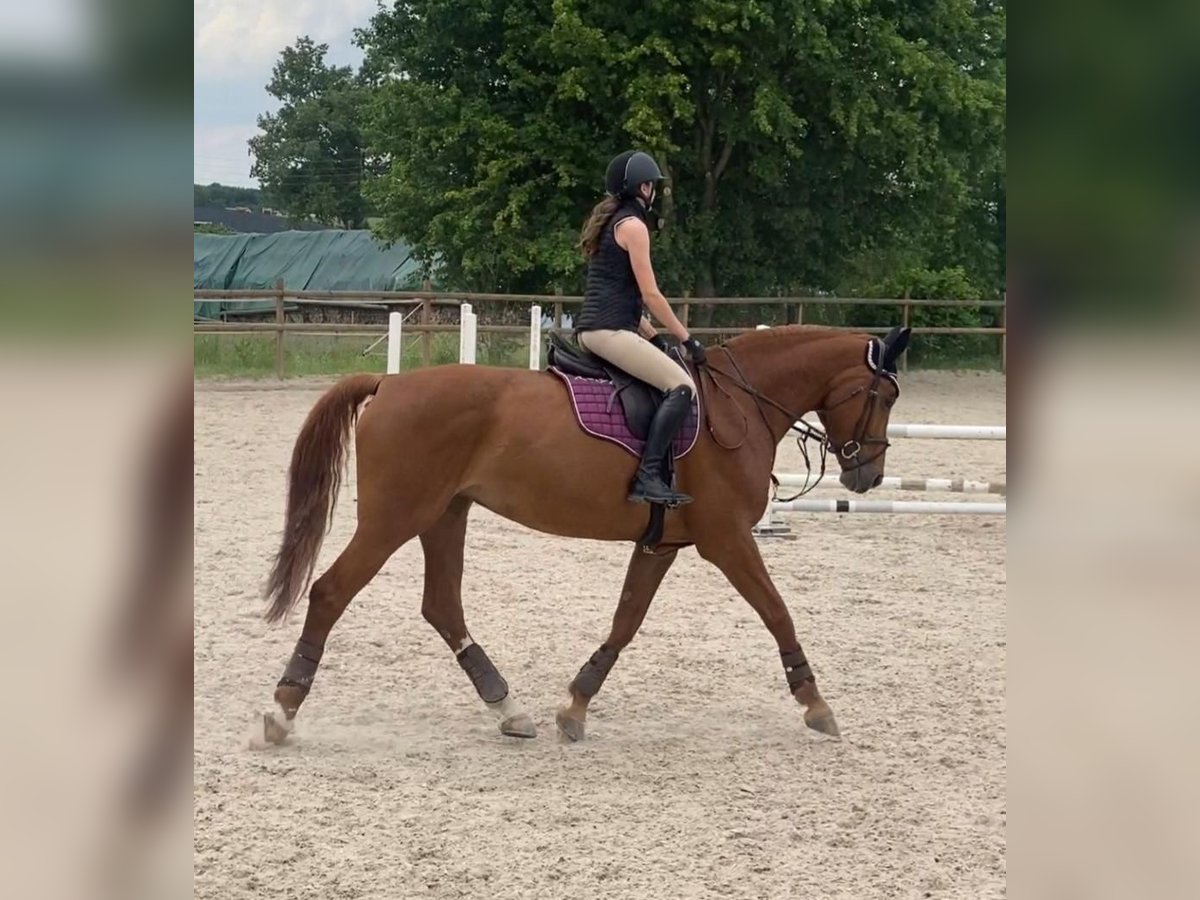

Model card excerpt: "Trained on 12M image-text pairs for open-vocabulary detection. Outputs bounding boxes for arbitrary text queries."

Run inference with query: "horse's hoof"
[500,713,537,739]
[262,711,293,745]
[804,707,841,738]
[555,709,586,742]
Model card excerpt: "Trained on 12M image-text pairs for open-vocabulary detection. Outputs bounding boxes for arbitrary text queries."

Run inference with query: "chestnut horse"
[260,324,911,745]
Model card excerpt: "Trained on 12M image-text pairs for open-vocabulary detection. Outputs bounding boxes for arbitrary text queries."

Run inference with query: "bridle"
[692,337,899,498]
[815,364,895,473]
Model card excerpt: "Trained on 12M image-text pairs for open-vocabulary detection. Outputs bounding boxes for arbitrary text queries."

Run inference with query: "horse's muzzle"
[840,467,883,494]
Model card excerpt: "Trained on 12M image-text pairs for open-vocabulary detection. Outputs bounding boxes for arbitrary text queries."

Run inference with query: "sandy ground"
[194,369,1006,899]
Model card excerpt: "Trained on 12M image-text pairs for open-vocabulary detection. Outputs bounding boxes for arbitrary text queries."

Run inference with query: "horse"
[259,324,912,745]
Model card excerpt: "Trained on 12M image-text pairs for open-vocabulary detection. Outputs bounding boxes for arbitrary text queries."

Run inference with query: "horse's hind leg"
[262,522,407,744]
[556,545,680,742]
[419,496,536,738]
[697,532,840,737]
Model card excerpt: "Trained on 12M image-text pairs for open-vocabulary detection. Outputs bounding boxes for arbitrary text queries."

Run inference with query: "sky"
[194,1,377,188]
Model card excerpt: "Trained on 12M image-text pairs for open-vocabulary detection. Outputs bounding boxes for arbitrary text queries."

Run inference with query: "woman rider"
[576,150,706,507]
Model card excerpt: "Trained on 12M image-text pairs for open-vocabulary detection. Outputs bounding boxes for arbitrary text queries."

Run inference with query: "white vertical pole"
[464,311,477,364]
[386,311,403,374]
[459,303,473,363]
[751,482,791,538]
[529,304,542,370]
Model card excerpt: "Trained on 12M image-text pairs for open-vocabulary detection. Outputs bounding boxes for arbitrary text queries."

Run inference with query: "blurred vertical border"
[1012,0,1200,896]
[0,0,192,897]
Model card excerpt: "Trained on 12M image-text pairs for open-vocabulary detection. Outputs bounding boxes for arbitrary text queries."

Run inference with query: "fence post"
[680,291,690,331]
[386,311,403,374]
[796,301,803,325]
[900,290,911,373]
[459,302,473,364]
[274,278,286,379]
[421,279,432,367]
[529,304,542,370]
[554,287,564,334]
[462,306,477,364]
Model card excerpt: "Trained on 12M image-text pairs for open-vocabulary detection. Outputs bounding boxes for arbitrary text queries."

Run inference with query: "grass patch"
[195,335,372,378]
[194,332,545,378]
[905,335,1003,371]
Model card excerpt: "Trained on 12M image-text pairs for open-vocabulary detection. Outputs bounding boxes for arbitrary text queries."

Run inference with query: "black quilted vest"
[577,200,647,332]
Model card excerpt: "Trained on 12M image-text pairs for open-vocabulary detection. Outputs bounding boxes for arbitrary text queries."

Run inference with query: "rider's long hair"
[579,195,620,258]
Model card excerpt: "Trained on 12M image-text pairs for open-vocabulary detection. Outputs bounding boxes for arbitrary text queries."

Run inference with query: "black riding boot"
[627,385,694,506]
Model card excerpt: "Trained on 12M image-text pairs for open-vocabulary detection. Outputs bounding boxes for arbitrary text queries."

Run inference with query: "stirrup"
[627,492,693,507]
[627,476,693,507]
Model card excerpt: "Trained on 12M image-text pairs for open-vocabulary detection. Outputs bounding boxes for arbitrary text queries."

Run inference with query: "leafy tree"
[249,37,373,229]
[356,1,1004,305]
[194,183,262,209]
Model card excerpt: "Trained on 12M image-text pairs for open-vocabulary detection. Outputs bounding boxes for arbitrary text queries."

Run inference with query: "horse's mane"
[722,324,867,351]
[712,326,873,389]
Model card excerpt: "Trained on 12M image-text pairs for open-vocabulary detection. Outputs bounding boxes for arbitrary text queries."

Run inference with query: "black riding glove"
[682,337,707,365]
[649,333,671,353]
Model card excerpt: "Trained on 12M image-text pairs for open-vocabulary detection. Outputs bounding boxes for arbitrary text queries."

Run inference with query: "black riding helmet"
[604,150,664,199]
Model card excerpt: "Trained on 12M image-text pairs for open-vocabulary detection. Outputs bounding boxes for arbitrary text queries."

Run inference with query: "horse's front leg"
[556,545,680,741]
[697,532,840,737]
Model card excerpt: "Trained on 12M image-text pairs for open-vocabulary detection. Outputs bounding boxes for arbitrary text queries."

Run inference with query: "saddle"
[546,331,700,553]
[546,331,671,441]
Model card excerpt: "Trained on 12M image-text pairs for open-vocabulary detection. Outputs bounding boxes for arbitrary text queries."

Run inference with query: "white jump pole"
[772,499,1006,516]
[773,472,1006,496]
[386,311,403,374]
[529,304,542,370]
[464,312,477,364]
[794,420,1005,441]
[753,491,792,538]
[884,423,1006,441]
[756,418,1007,537]
[459,303,473,363]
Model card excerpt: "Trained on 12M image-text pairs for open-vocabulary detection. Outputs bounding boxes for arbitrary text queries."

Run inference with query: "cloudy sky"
[194,1,377,187]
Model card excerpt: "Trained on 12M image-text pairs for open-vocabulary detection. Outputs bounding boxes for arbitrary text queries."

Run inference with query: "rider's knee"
[668,373,695,395]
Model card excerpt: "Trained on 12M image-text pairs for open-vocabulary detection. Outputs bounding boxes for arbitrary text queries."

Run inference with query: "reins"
[693,346,831,500]
[691,339,895,502]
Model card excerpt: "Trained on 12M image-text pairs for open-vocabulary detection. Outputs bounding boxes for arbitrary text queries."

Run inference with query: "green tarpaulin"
[194,230,421,320]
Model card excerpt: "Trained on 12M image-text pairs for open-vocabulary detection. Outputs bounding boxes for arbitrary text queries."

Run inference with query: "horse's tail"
[264,373,383,623]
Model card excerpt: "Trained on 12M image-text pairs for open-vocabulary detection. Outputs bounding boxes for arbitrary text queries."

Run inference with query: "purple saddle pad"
[549,368,700,459]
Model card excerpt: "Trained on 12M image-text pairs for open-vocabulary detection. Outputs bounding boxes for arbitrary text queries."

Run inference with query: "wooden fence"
[194,280,1006,378]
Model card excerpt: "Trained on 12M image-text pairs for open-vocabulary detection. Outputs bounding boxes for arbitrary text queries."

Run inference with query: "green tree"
[194,183,262,209]
[357,1,1004,301]
[249,37,372,229]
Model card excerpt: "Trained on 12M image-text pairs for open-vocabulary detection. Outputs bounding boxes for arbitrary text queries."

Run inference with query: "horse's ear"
[882,327,912,370]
